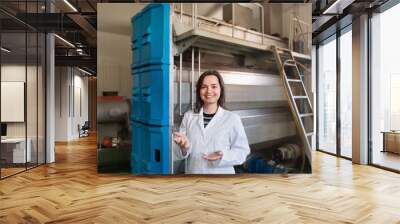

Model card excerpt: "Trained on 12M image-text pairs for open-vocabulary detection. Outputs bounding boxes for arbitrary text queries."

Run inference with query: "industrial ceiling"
[0,0,395,75]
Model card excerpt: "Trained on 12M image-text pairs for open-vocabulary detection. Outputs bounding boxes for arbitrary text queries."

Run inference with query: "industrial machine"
[97,97,131,172]
[131,3,313,174]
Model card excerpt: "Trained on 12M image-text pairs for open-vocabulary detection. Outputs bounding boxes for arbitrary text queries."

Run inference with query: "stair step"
[278,53,291,58]
[293,96,307,99]
[287,79,302,82]
[276,47,291,53]
[300,113,313,117]
[292,51,311,61]
[306,132,313,137]
[284,62,296,67]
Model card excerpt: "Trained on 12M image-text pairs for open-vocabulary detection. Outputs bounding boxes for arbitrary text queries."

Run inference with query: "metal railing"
[176,3,265,44]
[289,16,312,55]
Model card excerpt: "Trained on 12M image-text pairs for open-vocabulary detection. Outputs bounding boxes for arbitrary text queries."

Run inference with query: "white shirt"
[176,106,250,174]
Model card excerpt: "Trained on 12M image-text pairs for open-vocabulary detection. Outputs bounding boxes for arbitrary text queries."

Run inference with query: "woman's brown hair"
[194,70,226,113]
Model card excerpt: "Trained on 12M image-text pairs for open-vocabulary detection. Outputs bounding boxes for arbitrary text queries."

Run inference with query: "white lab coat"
[176,106,250,174]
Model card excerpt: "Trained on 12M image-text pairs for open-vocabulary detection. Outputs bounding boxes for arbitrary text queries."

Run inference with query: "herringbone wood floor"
[1,134,400,223]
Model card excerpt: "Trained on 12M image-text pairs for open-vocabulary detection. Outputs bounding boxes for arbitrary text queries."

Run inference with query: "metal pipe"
[0,8,37,32]
[180,3,183,22]
[192,4,195,29]
[254,3,263,8]
[179,53,182,116]
[198,48,201,80]
[232,4,235,37]
[195,3,197,29]
[191,47,195,110]
[261,6,264,45]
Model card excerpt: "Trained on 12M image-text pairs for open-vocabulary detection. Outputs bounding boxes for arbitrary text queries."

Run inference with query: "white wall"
[72,73,89,138]
[55,67,89,141]
[281,4,311,40]
[1,65,26,140]
[264,4,283,36]
[97,3,147,98]
[1,63,46,163]
[55,67,68,141]
[263,4,311,43]
[1,66,26,140]
[1,65,40,137]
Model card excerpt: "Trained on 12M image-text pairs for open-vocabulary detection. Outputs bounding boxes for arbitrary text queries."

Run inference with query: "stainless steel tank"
[171,48,297,173]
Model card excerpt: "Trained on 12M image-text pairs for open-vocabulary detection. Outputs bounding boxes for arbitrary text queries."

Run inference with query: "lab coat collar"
[198,106,225,133]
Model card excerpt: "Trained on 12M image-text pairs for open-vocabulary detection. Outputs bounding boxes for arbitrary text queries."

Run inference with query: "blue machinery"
[131,3,313,174]
[131,4,171,174]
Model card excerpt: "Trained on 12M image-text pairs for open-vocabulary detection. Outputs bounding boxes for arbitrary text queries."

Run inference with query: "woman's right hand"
[173,132,190,156]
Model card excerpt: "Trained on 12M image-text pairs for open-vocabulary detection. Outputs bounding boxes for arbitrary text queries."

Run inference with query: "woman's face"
[200,75,221,106]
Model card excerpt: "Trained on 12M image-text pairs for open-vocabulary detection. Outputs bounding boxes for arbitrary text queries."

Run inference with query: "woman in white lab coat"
[174,70,250,174]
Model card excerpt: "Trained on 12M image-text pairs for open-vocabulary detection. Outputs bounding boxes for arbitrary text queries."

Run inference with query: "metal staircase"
[272,46,313,170]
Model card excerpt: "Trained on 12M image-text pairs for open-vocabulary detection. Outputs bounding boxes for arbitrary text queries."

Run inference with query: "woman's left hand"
[202,151,223,161]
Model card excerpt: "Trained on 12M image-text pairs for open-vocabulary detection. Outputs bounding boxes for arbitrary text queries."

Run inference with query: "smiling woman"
[195,70,225,114]
[173,70,250,174]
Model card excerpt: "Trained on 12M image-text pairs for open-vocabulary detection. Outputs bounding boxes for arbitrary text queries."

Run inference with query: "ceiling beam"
[55,55,96,69]
[67,13,97,40]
